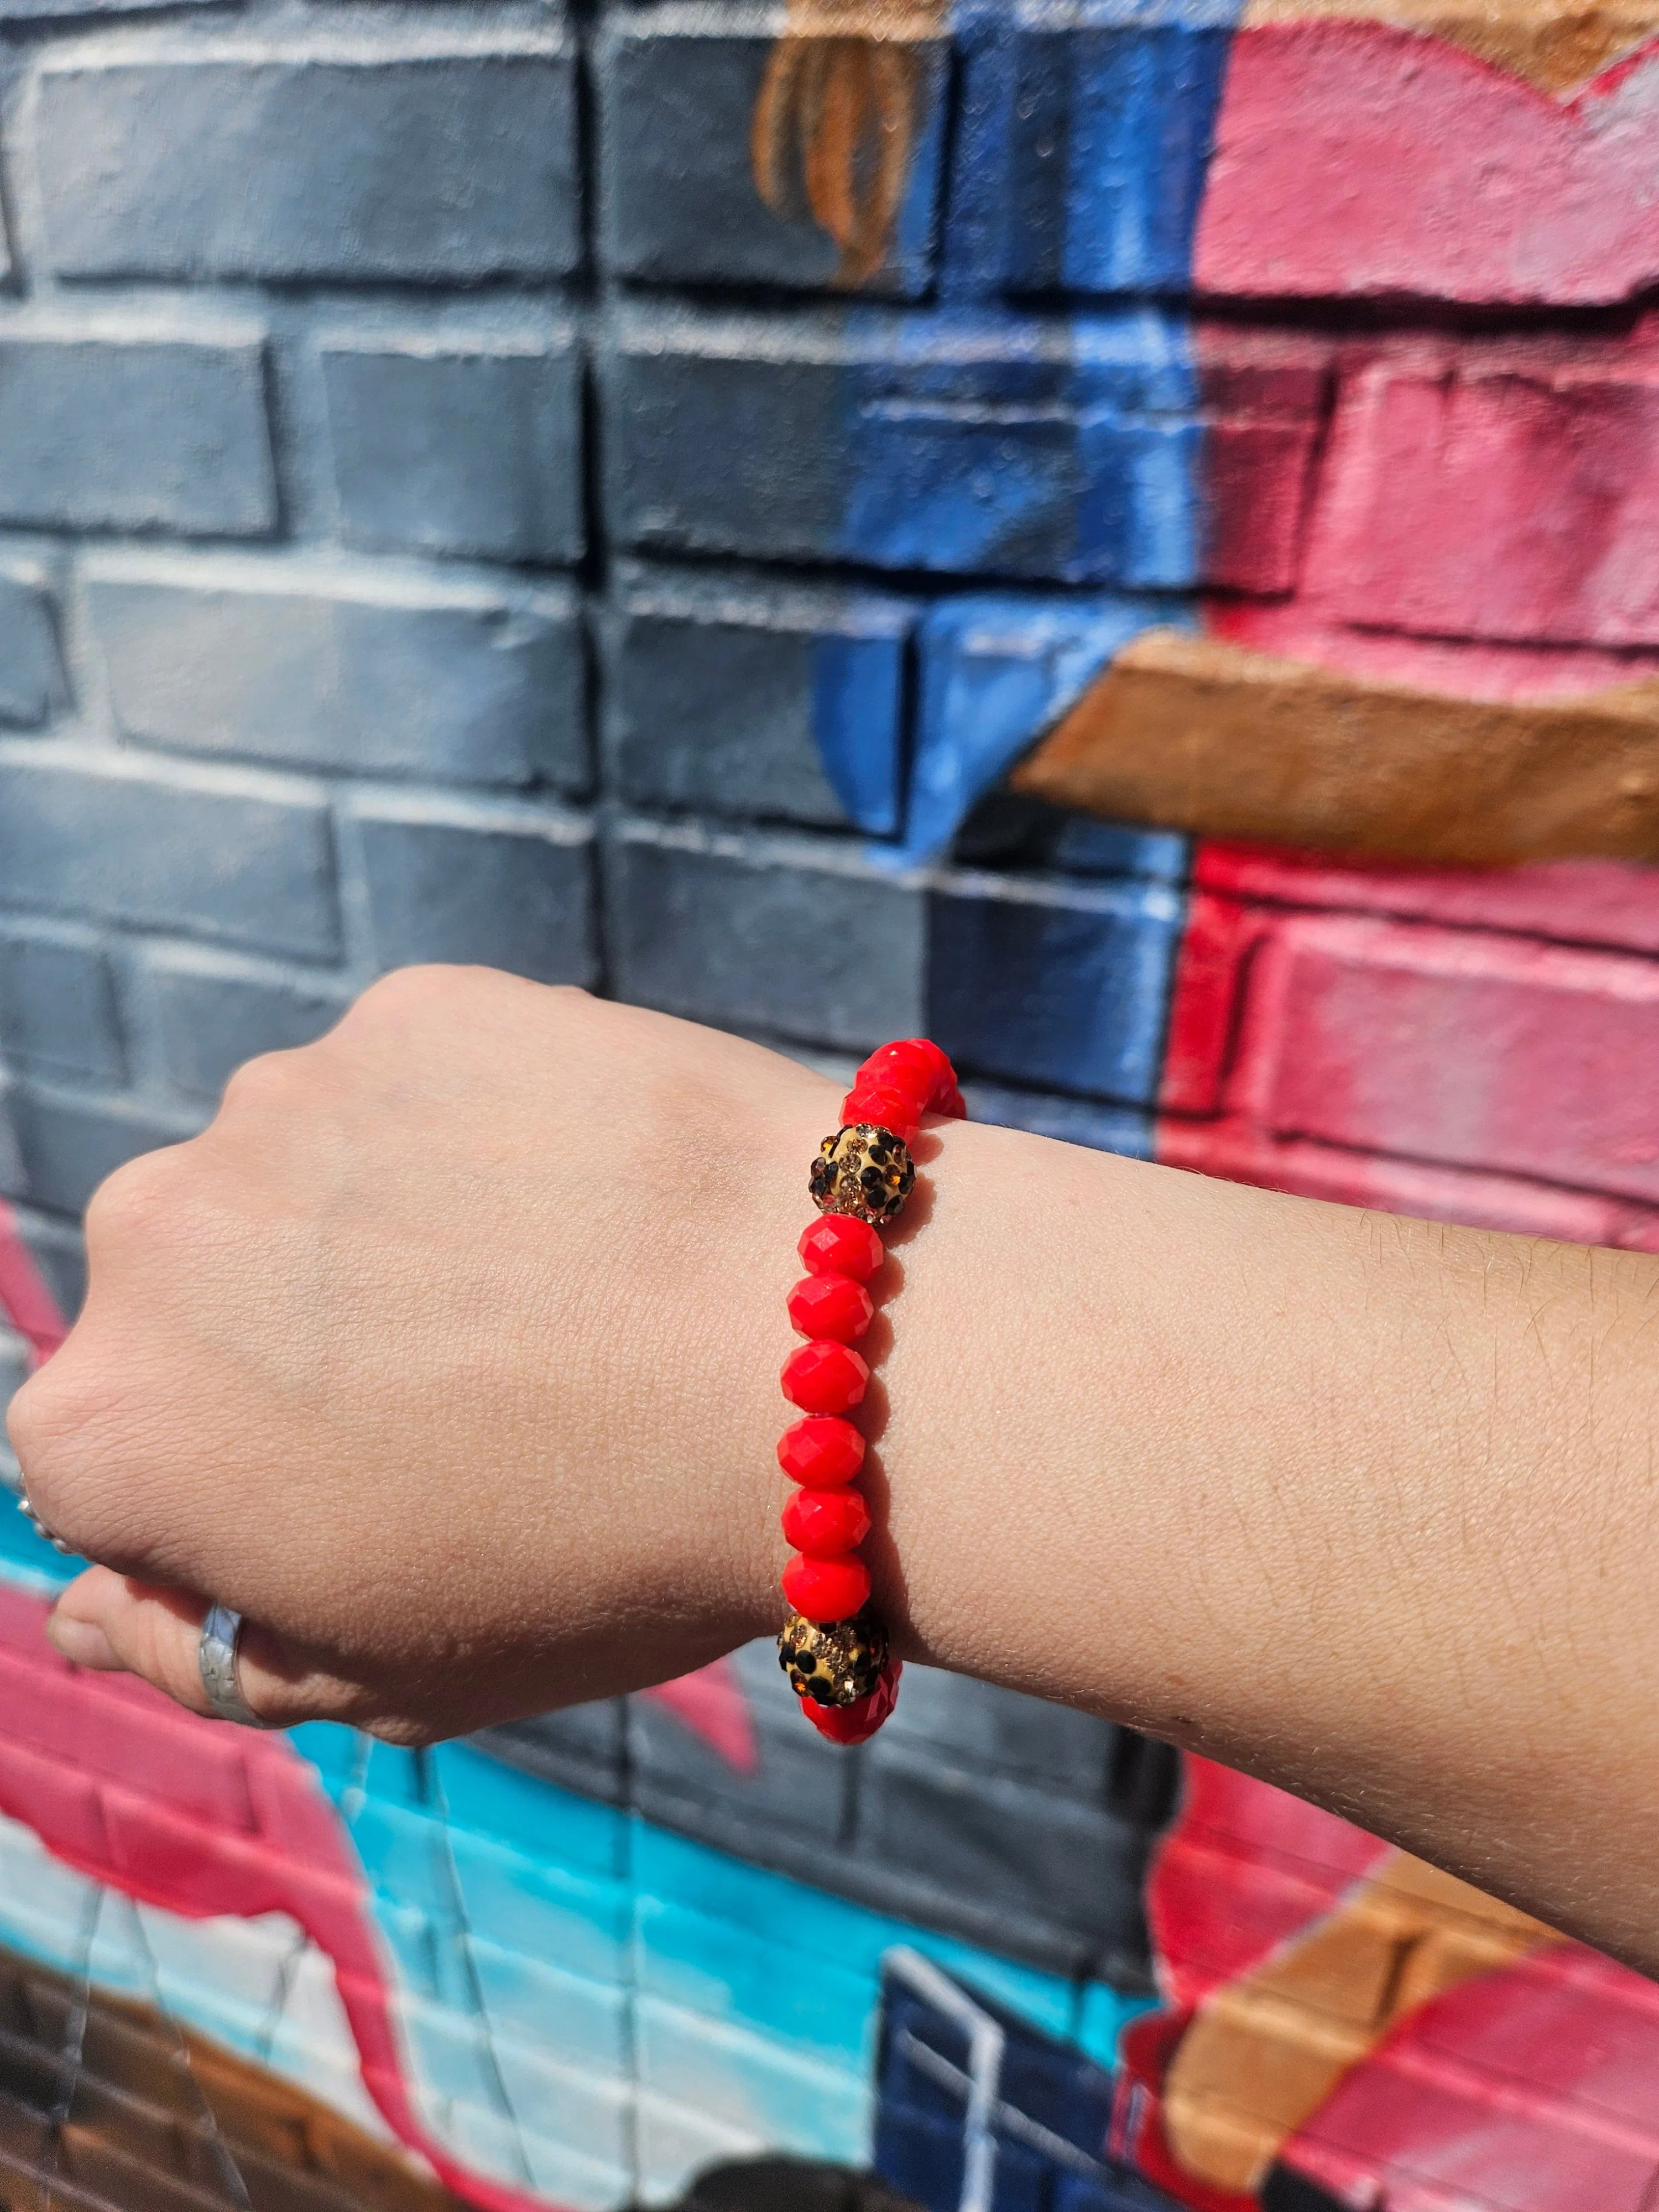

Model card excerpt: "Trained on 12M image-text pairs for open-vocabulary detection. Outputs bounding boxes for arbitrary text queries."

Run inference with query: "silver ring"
[17,1486,74,1556]
[199,1605,273,1729]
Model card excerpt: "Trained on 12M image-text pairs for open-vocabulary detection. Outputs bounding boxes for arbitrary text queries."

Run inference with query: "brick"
[605,304,1202,586]
[321,336,584,566]
[854,1734,1156,1984]
[0,747,340,962]
[36,34,578,284]
[4,1204,84,1322]
[349,795,597,984]
[910,593,1171,862]
[879,1671,1129,1802]
[0,0,216,12]
[627,1686,853,1849]
[0,567,66,728]
[0,331,274,538]
[927,866,1185,1104]
[966,1082,1153,1159]
[87,557,586,791]
[0,1083,195,1217]
[597,7,947,297]
[943,4,1238,298]
[1196,327,1332,597]
[474,1704,628,1807]
[605,819,924,1049]
[0,927,123,1086]
[1227,911,1659,1205]
[141,950,349,1104]
[1314,345,1659,648]
[603,568,910,836]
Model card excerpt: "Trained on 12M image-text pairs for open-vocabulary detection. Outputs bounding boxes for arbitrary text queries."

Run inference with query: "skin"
[9,969,1659,1975]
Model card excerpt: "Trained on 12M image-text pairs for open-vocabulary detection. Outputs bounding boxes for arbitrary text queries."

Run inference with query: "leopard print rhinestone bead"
[777,1606,890,1708]
[808,1123,916,1225]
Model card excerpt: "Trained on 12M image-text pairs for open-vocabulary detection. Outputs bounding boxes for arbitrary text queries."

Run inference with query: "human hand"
[7,972,849,1741]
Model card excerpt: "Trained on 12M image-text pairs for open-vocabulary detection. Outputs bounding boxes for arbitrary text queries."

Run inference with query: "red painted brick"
[1312,343,1659,649]
[0,1734,109,1870]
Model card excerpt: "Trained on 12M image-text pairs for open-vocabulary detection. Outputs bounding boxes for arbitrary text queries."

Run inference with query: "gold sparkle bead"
[777,1606,890,1708]
[808,1123,916,1225]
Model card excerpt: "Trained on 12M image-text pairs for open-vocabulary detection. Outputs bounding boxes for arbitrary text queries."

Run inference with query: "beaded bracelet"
[775,1037,965,1746]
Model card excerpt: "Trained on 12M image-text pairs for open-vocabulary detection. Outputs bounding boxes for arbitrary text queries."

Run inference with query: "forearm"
[869,1117,1659,1969]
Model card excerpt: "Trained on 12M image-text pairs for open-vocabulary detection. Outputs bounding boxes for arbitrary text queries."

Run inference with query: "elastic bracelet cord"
[775,1038,966,1746]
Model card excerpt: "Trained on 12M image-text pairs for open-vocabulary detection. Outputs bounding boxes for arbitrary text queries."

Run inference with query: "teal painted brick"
[635,1994,871,2161]
[37,37,580,284]
[0,567,66,727]
[0,927,123,1086]
[88,562,585,788]
[142,950,348,1104]
[322,337,585,566]
[0,332,274,537]
[0,751,341,961]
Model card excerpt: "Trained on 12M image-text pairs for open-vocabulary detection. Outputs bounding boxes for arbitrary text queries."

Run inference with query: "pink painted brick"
[1198,327,1332,596]
[1312,341,1659,648]
[1232,912,1659,1203]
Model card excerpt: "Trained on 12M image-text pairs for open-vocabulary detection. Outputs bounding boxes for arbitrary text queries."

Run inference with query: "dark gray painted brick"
[598,12,946,297]
[606,821,923,1048]
[478,1703,629,1806]
[854,1735,1157,1981]
[1,1083,196,1217]
[0,931,123,1085]
[878,1671,1125,1800]
[37,42,579,284]
[603,570,909,832]
[352,799,597,984]
[0,569,67,728]
[606,316,843,566]
[0,753,340,961]
[144,954,349,1103]
[322,339,584,566]
[0,336,275,539]
[627,1691,852,1847]
[88,567,587,790]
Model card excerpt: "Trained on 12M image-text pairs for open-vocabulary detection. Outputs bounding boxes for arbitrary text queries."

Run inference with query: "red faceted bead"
[781,1340,868,1415]
[939,1084,967,1119]
[777,1415,865,1489]
[842,1086,919,1139]
[798,1215,884,1281]
[801,1658,902,1745]
[863,1040,954,1103]
[787,1272,873,1344]
[781,1551,871,1623]
[782,1485,871,1554]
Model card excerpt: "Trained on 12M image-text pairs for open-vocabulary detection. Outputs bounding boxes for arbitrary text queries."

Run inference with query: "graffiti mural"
[4,3,1659,2211]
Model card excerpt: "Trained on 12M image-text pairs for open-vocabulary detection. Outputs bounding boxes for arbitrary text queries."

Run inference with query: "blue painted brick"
[606,818,924,1049]
[926,867,1183,1103]
[141,948,349,1103]
[604,566,910,835]
[0,566,67,728]
[0,1082,196,1216]
[321,336,585,566]
[349,795,597,984]
[906,594,1185,862]
[0,927,122,1085]
[597,11,947,298]
[87,559,586,790]
[943,2,1241,301]
[608,303,1202,586]
[36,35,579,284]
[0,332,274,538]
[0,749,340,962]
[0,0,216,12]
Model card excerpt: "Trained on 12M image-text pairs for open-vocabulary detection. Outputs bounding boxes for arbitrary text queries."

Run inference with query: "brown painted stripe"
[1010,628,1659,868]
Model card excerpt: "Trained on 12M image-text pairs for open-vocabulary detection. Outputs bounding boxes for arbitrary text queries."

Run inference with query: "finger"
[46,1570,361,1730]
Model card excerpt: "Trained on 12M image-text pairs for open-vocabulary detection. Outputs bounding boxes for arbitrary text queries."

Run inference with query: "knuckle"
[219,1046,310,1117]
[83,1145,189,1253]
